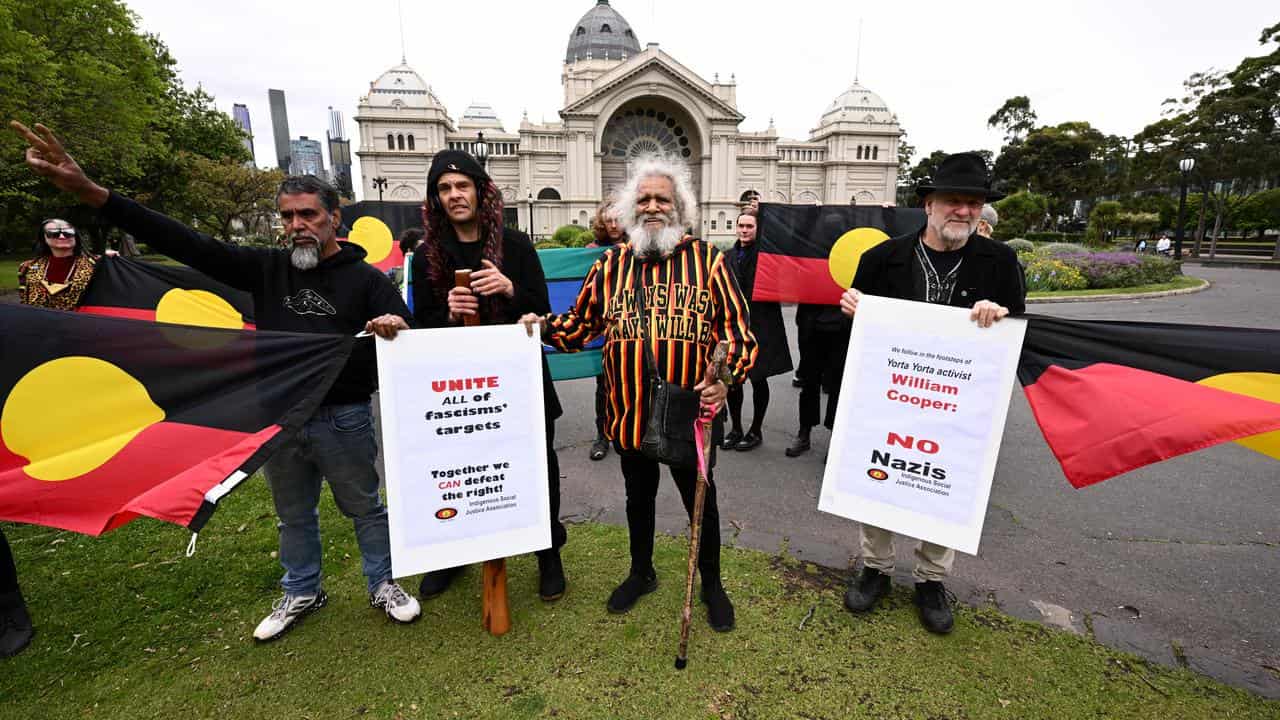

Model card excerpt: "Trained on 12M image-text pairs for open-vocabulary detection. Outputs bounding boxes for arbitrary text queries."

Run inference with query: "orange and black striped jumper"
[544,236,757,588]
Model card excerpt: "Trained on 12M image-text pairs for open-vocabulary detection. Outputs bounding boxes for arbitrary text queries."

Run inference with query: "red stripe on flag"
[78,305,156,321]
[1023,363,1280,488]
[0,422,279,535]
[753,253,844,305]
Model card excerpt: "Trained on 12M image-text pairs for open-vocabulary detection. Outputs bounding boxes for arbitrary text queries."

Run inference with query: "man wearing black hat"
[837,152,1025,634]
[409,150,568,603]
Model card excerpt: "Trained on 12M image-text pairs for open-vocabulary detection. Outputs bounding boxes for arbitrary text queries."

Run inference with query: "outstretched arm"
[11,121,108,207]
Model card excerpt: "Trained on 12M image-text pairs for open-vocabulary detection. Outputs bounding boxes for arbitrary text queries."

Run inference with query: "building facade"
[354,1,902,241]
[268,89,291,172]
[327,107,354,198]
[232,103,255,165]
[289,137,325,178]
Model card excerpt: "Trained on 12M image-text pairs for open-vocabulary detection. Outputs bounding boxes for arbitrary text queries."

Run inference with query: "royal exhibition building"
[353,1,903,242]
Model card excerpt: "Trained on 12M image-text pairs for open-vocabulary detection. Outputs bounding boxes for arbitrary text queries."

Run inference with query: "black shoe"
[589,437,609,461]
[913,580,955,634]
[843,567,891,613]
[537,549,566,602]
[606,571,658,614]
[735,430,762,451]
[418,565,464,599]
[791,375,803,388]
[721,429,743,450]
[0,591,33,658]
[700,582,735,632]
[784,432,811,457]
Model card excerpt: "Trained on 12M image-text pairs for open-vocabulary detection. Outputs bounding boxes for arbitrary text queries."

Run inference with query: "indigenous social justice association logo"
[866,468,889,482]
[434,507,458,521]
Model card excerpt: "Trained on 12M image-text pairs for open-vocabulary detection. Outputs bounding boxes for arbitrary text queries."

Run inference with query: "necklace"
[916,239,963,304]
[40,255,77,295]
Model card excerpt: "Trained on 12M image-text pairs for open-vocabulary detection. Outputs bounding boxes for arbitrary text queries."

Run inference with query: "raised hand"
[8,121,108,207]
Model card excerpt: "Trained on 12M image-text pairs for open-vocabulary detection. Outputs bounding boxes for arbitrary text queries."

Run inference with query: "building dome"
[459,102,504,131]
[819,82,896,126]
[367,63,443,109]
[564,1,641,63]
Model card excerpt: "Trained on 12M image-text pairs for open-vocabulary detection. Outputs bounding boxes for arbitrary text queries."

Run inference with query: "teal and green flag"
[538,246,608,381]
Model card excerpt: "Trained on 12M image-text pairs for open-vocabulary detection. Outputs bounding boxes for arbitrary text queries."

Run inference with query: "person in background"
[586,195,626,461]
[397,227,425,311]
[977,203,998,239]
[17,218,114,310]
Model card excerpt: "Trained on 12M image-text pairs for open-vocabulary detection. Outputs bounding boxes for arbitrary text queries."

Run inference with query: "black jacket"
[727,240,793,379]
[100,192,412,406]
[411,226,562,421]
[852,230,1026,314]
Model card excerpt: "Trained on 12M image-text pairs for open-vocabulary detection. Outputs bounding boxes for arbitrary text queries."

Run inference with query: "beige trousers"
[858,523,954,582]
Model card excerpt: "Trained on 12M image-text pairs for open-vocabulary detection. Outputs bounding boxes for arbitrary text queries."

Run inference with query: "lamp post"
[527,190,534,238]
[371,176,388,204]
[474,131,489,171]
[1173,157,1194,260]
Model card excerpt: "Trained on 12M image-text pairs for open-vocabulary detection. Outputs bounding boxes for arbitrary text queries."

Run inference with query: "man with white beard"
[522,155,757,632]
[837,152,1025,634]
[11,121,421,642]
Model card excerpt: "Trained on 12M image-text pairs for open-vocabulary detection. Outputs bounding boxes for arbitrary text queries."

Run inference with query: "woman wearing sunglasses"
[15,218,111,310]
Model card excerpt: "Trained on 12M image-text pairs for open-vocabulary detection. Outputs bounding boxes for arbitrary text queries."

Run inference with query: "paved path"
[546,266,1280,696]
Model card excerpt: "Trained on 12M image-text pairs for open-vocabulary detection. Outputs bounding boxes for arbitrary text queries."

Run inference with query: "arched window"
[396,134,405,150]
[600,23,611,33]
[576,26,585,35]
[407,135,415,151]
[387,133,394,150]
[537,187,561,200]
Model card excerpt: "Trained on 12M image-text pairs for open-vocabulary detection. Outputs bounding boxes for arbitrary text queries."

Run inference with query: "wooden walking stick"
[675,340,730,670]
[455,269,512,637]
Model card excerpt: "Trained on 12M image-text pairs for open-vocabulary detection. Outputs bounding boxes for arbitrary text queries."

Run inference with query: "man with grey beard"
[523,155,757,631]
[12,121,421,641]
[837,151,1024,635]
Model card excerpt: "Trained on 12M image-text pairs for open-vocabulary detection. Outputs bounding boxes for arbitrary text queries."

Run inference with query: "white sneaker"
[252,590,327,642]
[371,580,421,624]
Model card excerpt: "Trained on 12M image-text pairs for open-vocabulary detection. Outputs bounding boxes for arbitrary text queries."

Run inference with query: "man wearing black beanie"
[410,150,568,602]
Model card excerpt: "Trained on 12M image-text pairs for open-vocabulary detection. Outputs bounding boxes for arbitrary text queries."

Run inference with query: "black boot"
[785,428,811,457]
[843,567,891,613]
[536,549,566,602]
[913,580,955,634]
[0,590,34,658]
[720,428,743,450]
[589,436,609,461]
[418,565,464,599]
[606,569,657,614]
[700,580,735,632]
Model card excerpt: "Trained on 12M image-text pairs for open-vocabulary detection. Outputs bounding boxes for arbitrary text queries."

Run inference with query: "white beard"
[290,244,319,271]
[935,219,976,248]
[628,223,683,259]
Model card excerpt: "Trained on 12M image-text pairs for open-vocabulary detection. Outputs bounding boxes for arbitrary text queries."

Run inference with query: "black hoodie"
[100,192,412,406]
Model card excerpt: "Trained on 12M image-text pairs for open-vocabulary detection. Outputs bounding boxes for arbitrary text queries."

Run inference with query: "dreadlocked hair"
[420,178,508,324]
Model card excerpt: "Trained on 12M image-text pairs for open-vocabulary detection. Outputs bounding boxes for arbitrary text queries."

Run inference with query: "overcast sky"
[124,0,1275,201]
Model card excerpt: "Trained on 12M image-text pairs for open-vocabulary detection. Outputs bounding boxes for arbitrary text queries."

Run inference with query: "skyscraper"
[268,89,291,172]
[231,103,255,164]
[326,107,353,198]
[289,136,325,178]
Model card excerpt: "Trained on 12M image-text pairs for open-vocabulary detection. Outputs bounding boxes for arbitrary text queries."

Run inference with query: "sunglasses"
[45,228,77,239]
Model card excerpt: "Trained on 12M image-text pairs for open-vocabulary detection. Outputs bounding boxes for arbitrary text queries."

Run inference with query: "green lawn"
[1029,274,1206,300]
[1,478,1273,719]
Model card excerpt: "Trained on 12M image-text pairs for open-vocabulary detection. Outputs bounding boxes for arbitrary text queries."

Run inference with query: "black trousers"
[797,327,849,430]
[619,453,720,583]
[544,421,567,553]
[726,377,770,433]
[592,373,608,439]
[0,528,17,594]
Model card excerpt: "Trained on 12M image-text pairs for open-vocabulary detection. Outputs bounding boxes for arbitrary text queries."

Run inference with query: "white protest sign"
[376,324,550,577]
[818,295,1026,554]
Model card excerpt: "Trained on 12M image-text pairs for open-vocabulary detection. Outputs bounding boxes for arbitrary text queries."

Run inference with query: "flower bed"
[1016,248,1181,291]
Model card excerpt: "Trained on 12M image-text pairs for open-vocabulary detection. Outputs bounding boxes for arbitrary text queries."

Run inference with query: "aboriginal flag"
[755,204,925,305]
[0,304,351,535]
[338,201,418,273]
[1019,316,1280,489]
[539,246,609,380]
[79,256,255,329]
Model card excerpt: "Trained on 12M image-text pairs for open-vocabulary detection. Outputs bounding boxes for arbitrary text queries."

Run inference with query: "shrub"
[1039,242,1088,256]
[1024,256,1088,292]
[1005,238,1034,253]
[534,240,565,250]
[1025,231,1085,244]
[993,191,1050,239]
[550,224,584,246]
[1053,252,1182,289]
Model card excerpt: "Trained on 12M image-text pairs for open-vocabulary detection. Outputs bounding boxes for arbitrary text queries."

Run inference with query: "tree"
[1231,188,1280,258]
[994,122,1109,219]
[987,96,1038,144]
[992,191,1049,239]
[896,131,916,187]
[1085,200,1122,246]
[168,156,283,242]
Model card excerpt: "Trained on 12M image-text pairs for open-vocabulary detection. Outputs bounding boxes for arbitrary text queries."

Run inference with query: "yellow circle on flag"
[1197,372,1280,460]
[828,227,889,289]
[155,288,243,329]
[348,216,393,264]
[1,357,165,481]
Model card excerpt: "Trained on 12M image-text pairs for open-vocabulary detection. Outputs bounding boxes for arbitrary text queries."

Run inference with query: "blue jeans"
[263,401,391,595]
